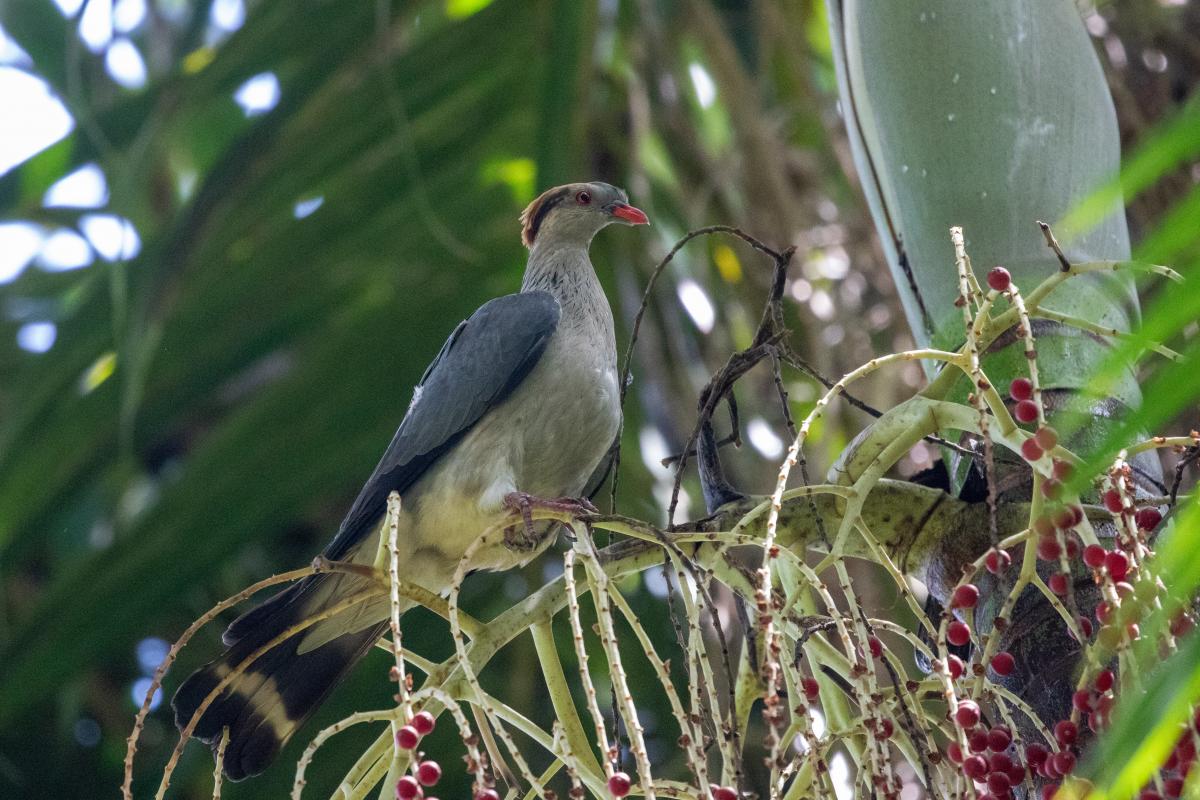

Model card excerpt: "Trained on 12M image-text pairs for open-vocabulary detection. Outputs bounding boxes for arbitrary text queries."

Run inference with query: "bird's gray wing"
[324,290,561,560]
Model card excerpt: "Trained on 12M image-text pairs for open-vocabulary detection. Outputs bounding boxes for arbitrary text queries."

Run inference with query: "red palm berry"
[1037,537,1062,561]
[396,776,421,800]
[956,700,981,728]
[1075,616,1094,640]
[1049,573,1069,596]
[1008,761,1027,784]
[1171,612,1195,638]
[1052,505,1076,530]
[475,791,500,800]
[1164,777,1184,798]
[1054,719,1078,747]
[964,754,988,779]
[1105,551,1130,581]
[947,741,965,763]
[987,266,1012,291]
[948,620,971,647]
[947,654,965,680]
[1072,690,1093,712]
[1021,438,1044,461]
[969,728,990,752]
[1015,399,1040,423]
[953,583,980,609]
[395,725,420,750]
[1036,426,1059,449]
[868,636,883,659]
[608,772,632,798]
[989,752,1013,772]
[987,772,1011,794]
[1053,459,1074,481]
[986,549,1012,574]
[1034,515,1056,537]
[711,786,737,800]
[1065,528,1082,554]
[1083,544,1107,568]
[1103,490,1124,513]
[412,710,436,735]
[990,651,1015,676]
[1010,377,1034,401]
[1176,734,1196,761]
[417,762,442,787]
[1041,477,1062,499]
[1026,743,1049,765]
[1095,668,1115,693]
[802,677,820,700]
[1052,750,1076,775]
[1042,785,1060,800]
[1096,601,1114,624]
[1136,507,1163,531]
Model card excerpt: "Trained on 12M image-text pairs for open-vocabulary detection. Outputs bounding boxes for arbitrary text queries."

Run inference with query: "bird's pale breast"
[380,318,619,591]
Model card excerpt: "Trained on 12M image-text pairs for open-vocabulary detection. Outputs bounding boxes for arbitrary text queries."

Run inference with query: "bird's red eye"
[576,191,591,205]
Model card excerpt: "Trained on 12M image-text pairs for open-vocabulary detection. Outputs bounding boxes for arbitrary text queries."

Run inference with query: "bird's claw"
[501,492,596,550]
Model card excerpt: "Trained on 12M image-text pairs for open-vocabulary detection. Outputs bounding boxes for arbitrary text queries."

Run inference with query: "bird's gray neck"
[521,242,597,305]
[521,242,615,363]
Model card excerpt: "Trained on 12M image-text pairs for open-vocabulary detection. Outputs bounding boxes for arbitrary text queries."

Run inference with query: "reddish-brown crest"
[519,185,571,248]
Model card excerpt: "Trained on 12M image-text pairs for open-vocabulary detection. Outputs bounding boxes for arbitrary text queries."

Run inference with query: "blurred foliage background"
[0,0,1197,797]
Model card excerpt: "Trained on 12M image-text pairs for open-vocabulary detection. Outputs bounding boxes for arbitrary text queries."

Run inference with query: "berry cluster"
[1133,712,1199,798]
[394,712,442,800]
[945,720,1027,797]
[935,382,1196,797]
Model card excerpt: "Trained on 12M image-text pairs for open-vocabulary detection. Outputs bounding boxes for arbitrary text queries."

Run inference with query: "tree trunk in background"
[828,0,1163,772]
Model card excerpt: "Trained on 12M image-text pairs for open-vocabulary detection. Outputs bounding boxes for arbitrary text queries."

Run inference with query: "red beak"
[608,202,650,226]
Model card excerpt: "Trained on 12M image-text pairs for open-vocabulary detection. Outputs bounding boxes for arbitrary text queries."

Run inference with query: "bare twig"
[1037,219,1072,272]
[612,225,787,514]
[1169,443,1200,507]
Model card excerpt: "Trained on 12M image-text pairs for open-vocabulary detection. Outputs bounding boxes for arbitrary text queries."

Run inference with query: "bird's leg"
[501,491,597,551]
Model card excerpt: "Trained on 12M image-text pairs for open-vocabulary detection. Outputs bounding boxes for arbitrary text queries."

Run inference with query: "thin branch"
[1036,219,1072,272]
[1169,443,1200,507]
[611,225,786,513]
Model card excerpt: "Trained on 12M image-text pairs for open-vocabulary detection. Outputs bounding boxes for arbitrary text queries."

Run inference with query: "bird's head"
[519,181,649,249]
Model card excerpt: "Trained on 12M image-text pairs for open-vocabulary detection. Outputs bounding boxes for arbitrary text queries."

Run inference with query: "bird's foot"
[501,492,597,550]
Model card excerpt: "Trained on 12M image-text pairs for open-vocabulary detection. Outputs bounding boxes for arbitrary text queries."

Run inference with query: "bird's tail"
[172,573,387,780]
